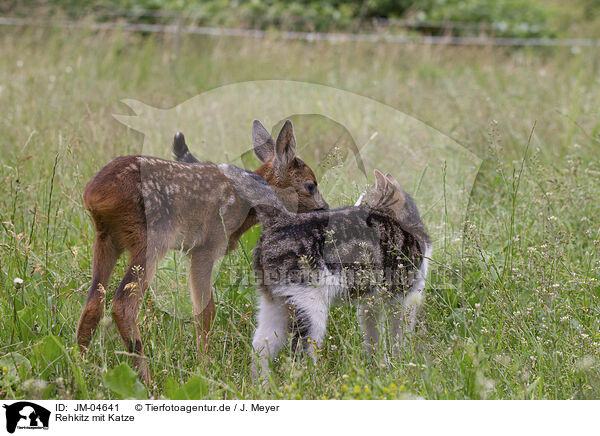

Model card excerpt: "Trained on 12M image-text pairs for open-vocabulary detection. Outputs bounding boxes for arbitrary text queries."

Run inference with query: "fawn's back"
[83,155,248,253]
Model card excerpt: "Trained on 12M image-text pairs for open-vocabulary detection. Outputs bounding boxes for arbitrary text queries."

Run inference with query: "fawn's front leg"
[189,245,221,358]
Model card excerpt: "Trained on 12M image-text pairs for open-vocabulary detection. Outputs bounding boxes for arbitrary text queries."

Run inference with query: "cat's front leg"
[288,285,330,364]
[252,294,290,382]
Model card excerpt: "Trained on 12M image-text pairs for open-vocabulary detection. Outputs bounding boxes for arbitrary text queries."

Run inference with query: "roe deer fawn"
[76,120,328,383]
[213,164,431,379]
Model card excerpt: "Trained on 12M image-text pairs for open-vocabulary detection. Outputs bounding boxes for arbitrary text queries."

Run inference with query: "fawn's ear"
[252,120,275,163]
[275,120,297,168]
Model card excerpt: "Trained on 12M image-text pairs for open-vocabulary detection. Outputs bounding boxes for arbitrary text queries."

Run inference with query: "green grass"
[0,25,599,400]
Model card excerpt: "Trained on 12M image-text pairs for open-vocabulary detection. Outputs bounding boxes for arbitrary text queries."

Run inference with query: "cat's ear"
[385,173,403,191]
[374,169,388,193]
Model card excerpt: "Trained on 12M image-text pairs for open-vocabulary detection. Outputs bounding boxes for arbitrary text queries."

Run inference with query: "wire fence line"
[33,7,545,33]
[1,16,599,48]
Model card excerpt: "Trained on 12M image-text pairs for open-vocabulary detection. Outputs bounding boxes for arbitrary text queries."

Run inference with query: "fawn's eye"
[305,182,317,195]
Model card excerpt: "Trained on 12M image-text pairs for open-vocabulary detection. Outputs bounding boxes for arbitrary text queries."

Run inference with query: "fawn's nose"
[318,195,329,210]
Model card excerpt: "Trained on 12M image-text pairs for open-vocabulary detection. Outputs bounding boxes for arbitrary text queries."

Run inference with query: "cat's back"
[254,206,398,275]
[254,208,333,273]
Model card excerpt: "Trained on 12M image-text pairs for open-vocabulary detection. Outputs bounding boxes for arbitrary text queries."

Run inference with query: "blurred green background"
[4,0,600,37]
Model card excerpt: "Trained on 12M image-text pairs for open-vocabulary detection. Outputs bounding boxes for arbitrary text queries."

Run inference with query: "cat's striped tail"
[218,163,290,227]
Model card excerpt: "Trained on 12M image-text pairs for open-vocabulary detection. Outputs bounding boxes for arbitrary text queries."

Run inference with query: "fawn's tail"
[172,132,202,164]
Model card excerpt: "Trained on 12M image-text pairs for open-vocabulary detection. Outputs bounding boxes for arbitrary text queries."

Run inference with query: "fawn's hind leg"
[77,231,121,351]
[111,245,165,384]
[252,294,289,380]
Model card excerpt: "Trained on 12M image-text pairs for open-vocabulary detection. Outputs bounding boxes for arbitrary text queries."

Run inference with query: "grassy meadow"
[0,25,599,400]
